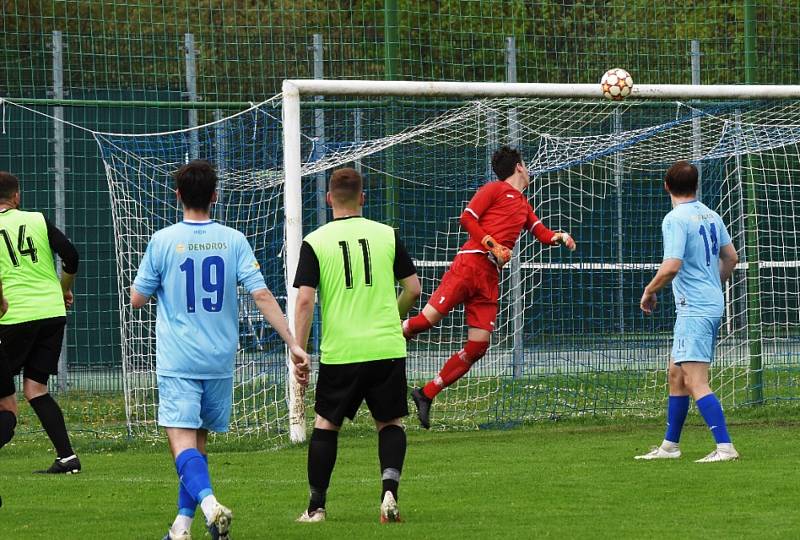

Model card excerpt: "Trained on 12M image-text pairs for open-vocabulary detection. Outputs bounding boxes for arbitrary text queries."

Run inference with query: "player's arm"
[294,286,316,354]
[237,235,309,383]
[45,218,79,308]
[460,184,513,267]
[250,287,309,385]
[719,243,738,284]
[0,278,7,319]
[130,238,160,309]
[287,241,322,385]
[527,206,575,251]
[641,215,685,315]
[393,230,421,318]
[640,258,682,314]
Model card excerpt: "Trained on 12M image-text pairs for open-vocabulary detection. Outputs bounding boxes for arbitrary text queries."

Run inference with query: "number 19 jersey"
[133,221,267,379]
[662,200,732,318]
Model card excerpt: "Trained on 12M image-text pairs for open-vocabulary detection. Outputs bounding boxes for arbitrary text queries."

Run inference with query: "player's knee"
[22,368,50,401]
[667,366,684,389]
[463,340,489,365]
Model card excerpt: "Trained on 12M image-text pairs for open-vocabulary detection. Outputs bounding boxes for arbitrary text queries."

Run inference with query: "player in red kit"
[403,146,576,428]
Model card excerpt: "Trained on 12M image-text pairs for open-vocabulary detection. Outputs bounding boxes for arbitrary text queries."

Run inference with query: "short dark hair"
[0,172,20,200]
[174,160,217,210]
[491,146,523,180]
[329,167,363,204]
[665,160,698,196]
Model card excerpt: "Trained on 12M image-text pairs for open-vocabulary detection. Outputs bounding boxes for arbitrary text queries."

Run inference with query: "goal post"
[282,80,800,441]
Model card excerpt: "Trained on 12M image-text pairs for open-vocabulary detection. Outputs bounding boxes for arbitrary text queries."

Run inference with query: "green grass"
[2,406,800,539]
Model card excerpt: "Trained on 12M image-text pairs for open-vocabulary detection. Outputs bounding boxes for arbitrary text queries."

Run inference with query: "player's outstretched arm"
[719,243,739,284]
[551,232,576,251]
[640,258,682,314]
[252,287,310,378]
[526,208,576,251]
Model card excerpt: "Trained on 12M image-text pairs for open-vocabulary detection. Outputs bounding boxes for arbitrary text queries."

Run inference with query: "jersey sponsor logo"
[176,243,186,253]
[253,261,260,269]
[439,295,446,304]
[690,213,715,222]
[186,242,228,251]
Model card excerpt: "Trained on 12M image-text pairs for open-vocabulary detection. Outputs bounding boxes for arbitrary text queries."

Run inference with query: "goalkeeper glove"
[481,235,512,269]
[551,232,576,251]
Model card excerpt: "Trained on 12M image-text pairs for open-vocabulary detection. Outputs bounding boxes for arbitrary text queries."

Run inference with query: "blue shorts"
[157,376,233,433]
[671,316,721,364]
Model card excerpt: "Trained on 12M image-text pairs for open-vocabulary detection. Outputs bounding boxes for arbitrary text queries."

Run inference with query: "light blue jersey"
[662,200,731,318]
[133,220,267,379]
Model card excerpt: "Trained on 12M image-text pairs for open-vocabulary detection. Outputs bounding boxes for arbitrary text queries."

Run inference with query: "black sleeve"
[45,218,79,274]
[393,230,417,280]
[293,241,320,288]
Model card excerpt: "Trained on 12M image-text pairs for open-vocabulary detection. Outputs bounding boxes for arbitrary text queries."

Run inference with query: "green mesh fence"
[0,1,798,437]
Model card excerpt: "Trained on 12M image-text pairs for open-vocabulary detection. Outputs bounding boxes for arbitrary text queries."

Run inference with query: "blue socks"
[696,393,732,444]
[177,453,208,517]
[664,395,690,443]
[176,448,213,508]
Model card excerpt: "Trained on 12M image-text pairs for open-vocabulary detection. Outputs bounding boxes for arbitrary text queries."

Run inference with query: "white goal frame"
[281,80,800,442]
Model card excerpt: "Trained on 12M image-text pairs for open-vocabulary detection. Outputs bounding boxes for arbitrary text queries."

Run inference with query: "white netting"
[86,92,800,439]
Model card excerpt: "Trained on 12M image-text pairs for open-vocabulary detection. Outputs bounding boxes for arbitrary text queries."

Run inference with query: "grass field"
[2,405,799,539]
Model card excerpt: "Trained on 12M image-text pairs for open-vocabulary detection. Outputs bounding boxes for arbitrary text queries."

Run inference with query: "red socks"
[423,340,489,400]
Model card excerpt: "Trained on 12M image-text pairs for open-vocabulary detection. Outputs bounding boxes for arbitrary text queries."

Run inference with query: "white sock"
[171,514,193,533]
[661,440,679,451]
[59,454,77,463]
[717,442,734,452]
[200,494,219,523]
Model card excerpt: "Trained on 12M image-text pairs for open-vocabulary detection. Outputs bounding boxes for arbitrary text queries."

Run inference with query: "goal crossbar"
[281,79,800,442]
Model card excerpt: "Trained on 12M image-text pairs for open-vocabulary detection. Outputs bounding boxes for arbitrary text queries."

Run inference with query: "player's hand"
[551,232,576,251]
[640,291,657,315]
[63,290,74,309]
[481,235,512,269]
[290,344,311,387]
[0,297,7,319]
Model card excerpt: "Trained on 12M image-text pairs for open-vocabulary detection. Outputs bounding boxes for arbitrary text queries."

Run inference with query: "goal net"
[97,83,800,441]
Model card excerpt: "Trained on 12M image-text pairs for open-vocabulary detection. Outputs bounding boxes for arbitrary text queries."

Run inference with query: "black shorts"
[0,317,66,391]
[0,346,14,398]
[315,357,408,426]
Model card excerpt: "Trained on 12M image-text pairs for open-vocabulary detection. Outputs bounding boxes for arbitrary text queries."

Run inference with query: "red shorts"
[427,253,499,332]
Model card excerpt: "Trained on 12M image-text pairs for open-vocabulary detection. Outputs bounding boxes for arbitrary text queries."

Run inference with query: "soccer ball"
[600,68,633,100]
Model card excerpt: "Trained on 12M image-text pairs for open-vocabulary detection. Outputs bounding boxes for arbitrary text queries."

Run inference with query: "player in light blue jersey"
[131,161,310,540]
[636,161,740,463]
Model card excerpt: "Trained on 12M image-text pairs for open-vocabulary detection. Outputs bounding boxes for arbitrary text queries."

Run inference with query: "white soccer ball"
[600,68,633,100]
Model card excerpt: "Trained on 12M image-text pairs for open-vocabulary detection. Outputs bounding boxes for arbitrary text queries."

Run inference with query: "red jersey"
[458,181,556,253]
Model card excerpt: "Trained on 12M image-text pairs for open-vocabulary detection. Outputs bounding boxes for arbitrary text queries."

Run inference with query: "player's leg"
[24,372,80,473]
[676,317,737,462]
[402,261,466,339]
[194,378,234,539]
[0,347,18,450]
[0,394,17,450]
[366,358,408,523]
[412,271,495,424]
[297,414,340,523]
[160,376,230,540]
[166,428,208,540]
[299,362,357,523]
[634,359,687,460]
